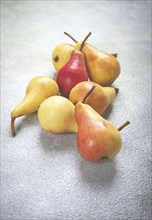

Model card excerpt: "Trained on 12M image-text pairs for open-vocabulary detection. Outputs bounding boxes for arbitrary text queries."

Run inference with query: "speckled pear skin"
[52,43,74,71]
[75,42,121,86]
[75,102,122,161]
[69,81,117,115]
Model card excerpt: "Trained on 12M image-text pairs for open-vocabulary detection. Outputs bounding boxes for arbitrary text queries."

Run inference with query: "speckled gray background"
[1,1,152,220]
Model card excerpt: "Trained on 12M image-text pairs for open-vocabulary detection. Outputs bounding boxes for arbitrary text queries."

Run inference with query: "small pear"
[11,76,59,136]
[56,33,91,97]
[52,43,74,71]
[64,32,121,86]
[69,81,118,115]
[38,96,77,133]
[75,86,130,162]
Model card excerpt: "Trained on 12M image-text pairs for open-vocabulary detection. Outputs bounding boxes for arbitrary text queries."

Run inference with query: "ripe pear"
[52,43,74,71]
[64,32,121,86]
[77,43,121,86]
[56,33,91,97]
[11,76,59,136]
[38,96,77,133]
[75,86,130,162]
[52,32,120,75]
[69,81,118,115]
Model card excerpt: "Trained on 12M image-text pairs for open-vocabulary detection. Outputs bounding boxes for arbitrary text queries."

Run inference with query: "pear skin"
[81,43,121,86]
[64,32,121,86]
[75,103,122,161]
[56,51,88,97]
[52,43,74,71]
[69,81,117,115]
[38,96,77,133]
[11,76,59,136]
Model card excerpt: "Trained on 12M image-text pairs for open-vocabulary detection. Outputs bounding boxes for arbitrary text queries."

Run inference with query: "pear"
[38,96,77,133]
[64,32,121,86]
[52,43,74,71]
[69,81,118,115]
[11,76,59,136]
[56,33,91,97]
[75,86,130,162]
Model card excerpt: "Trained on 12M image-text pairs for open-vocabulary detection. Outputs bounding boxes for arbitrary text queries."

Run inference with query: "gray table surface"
[1,1,152,220]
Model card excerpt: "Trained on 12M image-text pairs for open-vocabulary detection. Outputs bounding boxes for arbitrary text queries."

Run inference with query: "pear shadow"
[102,104,113,120]
[77,156,117,189]
[39,130,117,188]
[12,112,38,135]
[39,129,77,154]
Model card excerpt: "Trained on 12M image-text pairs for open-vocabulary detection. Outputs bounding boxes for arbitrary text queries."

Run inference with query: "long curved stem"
[64,32,78,43]
[64,31,92,51]
[80,32,92,51]
[118,121,130,131]
[11,118,16,136]
[82,86,96,104]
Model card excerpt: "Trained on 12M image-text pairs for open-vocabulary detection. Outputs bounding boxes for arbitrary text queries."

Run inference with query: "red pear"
[56,32,91,97]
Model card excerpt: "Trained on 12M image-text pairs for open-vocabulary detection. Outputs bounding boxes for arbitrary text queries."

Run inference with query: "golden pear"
[69,81,118,115]
[81,43,120,86]
[64,32,121,86]
[11,76,59,136]
[52,43,74,71]
[38,96,77,133]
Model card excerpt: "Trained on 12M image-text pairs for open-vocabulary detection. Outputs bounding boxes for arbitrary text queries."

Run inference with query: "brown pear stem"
[82,85,96,104]
[111,53,118,58]
[118,121,130,131]
[64,32,78,43]
[115,88,119,94]
[11,118,16,136]
[80,32,92,51]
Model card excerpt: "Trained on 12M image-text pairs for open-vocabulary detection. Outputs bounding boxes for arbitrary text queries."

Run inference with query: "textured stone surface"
[1,1,152,220]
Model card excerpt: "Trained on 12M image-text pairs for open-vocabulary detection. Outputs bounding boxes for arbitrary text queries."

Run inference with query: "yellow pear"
[69,81,118,115]
[38,96,77,133]
[11,76,59,136]
[52,43,74,71]
[64,32,121,86]
[78,42,120,86]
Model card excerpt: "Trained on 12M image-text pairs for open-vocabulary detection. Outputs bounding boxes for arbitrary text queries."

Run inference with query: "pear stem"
[80,32,92,51]
[11,118,16,136]
[82,85,96,104]
[64,32,78,43]
[115,88,119,94]
[118,121,130,131]
[111,53,118,58]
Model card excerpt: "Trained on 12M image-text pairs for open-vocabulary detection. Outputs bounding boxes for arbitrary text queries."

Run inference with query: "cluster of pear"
[10,32,130,162]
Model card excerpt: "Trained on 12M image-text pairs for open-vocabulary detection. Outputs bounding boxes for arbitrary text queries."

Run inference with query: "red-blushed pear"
[56,33,91,97]
[64,32,121,86]
[69,81,119,115]
[75,86,130,162]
